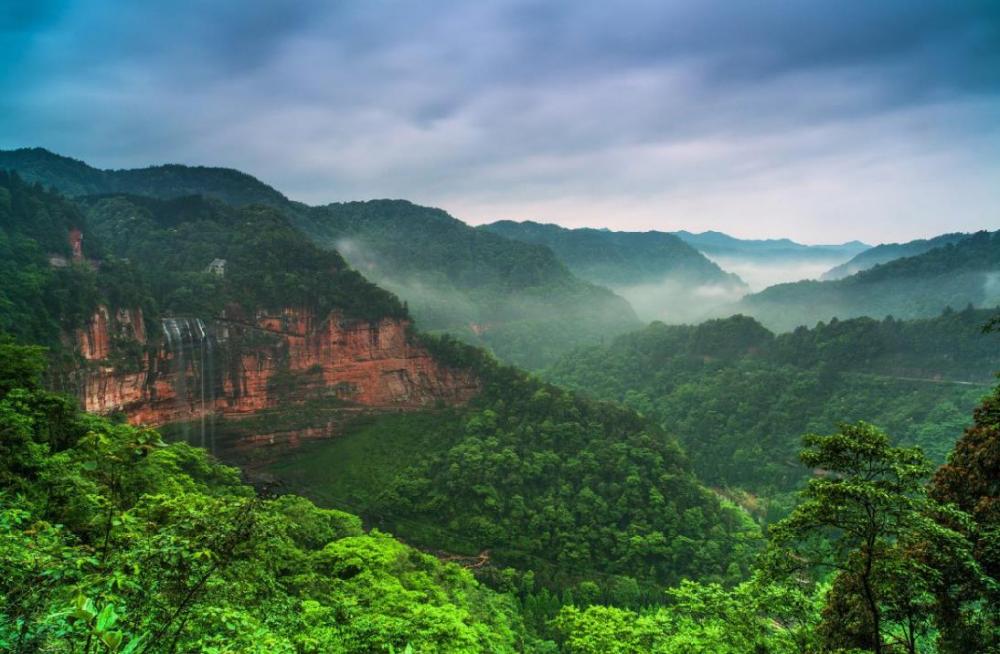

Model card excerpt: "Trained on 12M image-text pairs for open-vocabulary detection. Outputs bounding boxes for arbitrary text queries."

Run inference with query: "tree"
[928,383,1000,652]
[768,422,936,654]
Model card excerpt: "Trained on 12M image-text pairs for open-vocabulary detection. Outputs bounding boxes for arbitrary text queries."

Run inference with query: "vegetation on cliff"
[0,171,407,358]
[267,334,762,607]
[0,171,149,349]
[0,336,533,653]
[78,194,406,322]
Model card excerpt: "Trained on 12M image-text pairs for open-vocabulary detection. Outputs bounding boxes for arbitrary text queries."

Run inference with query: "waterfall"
[160,317,217,451]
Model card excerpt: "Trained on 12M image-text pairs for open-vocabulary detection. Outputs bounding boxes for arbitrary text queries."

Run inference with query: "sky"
[1,1,998,244]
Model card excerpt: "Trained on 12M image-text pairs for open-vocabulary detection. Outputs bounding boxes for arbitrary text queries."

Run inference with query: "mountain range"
[0,148,641,367]
[672,229,869,261]
[481,220,747,322]
[735,230,1000,331]
[821,232,970,280]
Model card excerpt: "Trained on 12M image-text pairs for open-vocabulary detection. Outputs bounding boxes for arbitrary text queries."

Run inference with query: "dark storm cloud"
[1,0,998,241]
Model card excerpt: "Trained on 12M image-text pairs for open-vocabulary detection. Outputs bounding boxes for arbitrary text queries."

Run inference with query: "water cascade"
[161,317,219,452]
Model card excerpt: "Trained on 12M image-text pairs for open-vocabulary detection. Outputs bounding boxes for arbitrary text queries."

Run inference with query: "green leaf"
[120,635,146,654]
[101,630,124,651]
[96,603,118,631]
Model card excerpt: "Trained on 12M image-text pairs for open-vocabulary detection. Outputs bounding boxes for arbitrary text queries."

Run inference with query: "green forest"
[544,311,999,514]
[2,149,999,652]
[4,0,1000,649]
[0,150,642,369]
[3,333,998,652]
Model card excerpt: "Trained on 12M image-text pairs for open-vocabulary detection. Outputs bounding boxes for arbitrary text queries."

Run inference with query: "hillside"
[0,149,641,368]
[0,338,535,653]
[0,147,290,208]
[822,232,970,280]
[285,201,642,367]
[257,335,761,600]
[545,310,1000,509]
[481,220,747,322]
[735,230,1000,331]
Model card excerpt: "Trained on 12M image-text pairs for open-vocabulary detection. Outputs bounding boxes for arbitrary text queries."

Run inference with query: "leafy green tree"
[768,422,955,654]
[928,382,1000,652]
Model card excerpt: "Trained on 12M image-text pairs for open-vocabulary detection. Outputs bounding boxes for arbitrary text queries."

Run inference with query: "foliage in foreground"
[0,336,529,653]
[548,411,1000,654]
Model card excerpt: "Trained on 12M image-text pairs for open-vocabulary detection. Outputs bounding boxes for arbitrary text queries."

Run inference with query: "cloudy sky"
[2,1,998,243]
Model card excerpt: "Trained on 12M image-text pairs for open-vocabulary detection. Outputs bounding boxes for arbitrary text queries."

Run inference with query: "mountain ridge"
[822,232,970,280]
[0,148,641,367]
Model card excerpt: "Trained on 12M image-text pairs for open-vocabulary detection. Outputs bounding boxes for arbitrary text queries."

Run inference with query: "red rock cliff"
[76,307,479,426]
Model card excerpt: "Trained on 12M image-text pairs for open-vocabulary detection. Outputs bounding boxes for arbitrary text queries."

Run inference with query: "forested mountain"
[0,338,535,653]
[0,147,290,208]
[4,333,997,652]
[673,230,869,261]
[482,220,741,288]
[0,149,640,368]
[258,335,761,605]
[0,172,405,353]
[295,202,641,367]
[545,310,1000,511]
[481,220,747,322]
[1,170,758,633]
[822,232,969,280]
[735,230,1000,331]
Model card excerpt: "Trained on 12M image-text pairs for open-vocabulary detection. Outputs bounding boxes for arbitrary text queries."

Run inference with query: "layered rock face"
[75,307,479,427]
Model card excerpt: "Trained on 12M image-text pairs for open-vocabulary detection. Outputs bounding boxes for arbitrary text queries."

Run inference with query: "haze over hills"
[673,230,871,290]
[735,230,1000,331]
[821,232,970,280]
[0,148,639,368]
[481,220,748,322]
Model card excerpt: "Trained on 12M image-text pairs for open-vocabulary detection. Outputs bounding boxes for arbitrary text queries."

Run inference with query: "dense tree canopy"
[0,336,535,653]
[266,335,762,606]
[545,311,999,504]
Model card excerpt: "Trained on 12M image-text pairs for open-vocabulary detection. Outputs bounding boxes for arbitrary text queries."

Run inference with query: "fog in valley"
[706,255,848,292]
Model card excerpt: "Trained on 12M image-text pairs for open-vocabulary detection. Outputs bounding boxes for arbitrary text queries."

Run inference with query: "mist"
[706,255,849,292]
[613,277,748,325]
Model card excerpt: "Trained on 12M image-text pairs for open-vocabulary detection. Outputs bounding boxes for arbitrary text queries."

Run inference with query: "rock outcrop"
[75,306,479,427]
